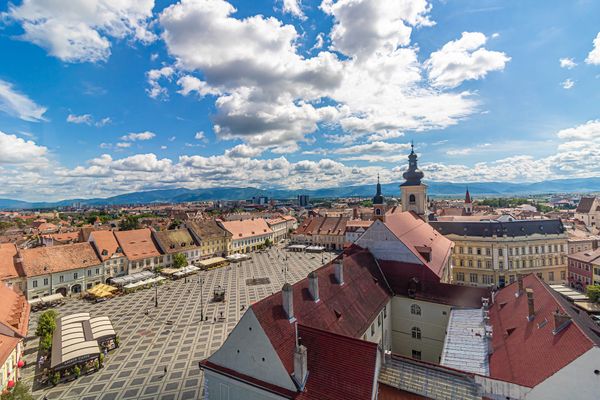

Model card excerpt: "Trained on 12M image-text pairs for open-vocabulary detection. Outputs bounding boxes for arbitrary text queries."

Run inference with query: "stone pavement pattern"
[22,247,334,400]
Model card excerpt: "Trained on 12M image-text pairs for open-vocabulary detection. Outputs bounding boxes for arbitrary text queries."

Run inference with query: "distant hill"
[1,177,599,210]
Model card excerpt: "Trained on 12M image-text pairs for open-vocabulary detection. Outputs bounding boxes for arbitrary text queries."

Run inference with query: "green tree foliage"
[35,310,58,338]
[168,219,182,230]
[264,238,272,247]
[173,253,187,269]
[39,335,53,352]
[1,381,35,400]
[119,215,140,231]
[587,285,600,303]
[360,200,373,207]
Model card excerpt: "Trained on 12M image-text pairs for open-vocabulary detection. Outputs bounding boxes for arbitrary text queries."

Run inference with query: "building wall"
[207,309,297,392]
[361,300,392,352]
[200,235,230,258]
[203,370,287,400]
[449,234,568,288]
[568,256,594,291]
[230,233,274,254]
[355,220,422,264]
[0,342,22,391]
[26,264,105,299]
[390,296,451,363]
[401,185,427,215]
[526,347,600,400]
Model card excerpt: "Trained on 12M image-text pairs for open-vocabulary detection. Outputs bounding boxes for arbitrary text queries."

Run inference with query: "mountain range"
[0,177,599,210]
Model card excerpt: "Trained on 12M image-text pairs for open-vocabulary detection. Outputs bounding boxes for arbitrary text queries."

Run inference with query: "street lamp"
[154,282,158,308]
[199,276,204,321]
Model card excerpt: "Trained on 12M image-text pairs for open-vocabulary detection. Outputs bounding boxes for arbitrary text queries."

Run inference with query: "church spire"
[401,142,424,187]
[372,173,384,205]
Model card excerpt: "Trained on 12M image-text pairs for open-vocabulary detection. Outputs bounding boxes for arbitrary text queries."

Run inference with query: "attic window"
[181,242,186,247]
[499,301,507,309]
[505,327,516,336]
[102,250,108,256]
[334,310,342,319]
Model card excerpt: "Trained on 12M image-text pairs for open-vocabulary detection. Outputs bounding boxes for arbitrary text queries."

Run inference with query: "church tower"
[464,187,473,215]
[400,143,428,217]
[372,174,385,221]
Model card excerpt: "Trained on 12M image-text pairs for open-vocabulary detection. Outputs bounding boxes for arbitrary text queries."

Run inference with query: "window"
[73,272,78,279]
[470,273,478,283]
[467,247,472,254]
[485,248,491,256]
[476,248,481,255]
[456,272,465,281]
[411,327,422,339]
[371,323,375,336]
[411,304,421,316]
[32,280,38,288]
[59,275,64,283]
[409,194,416,204]
[477,260,482,269]
[87,270,91,277]
[499,261,504,270]
[486,261,492,269]
[498,248,503,257]
[411,350,422,360]
[378,314,382,327]
[482,275,493,285]
[96,268,100,275]
[549,271,554,281]
[468,260,473,268]
[43,278,48,286]
[383,304,387,319]
[459,247,464,254]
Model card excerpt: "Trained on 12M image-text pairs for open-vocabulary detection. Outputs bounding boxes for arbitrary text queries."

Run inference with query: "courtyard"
[21,245,336,400]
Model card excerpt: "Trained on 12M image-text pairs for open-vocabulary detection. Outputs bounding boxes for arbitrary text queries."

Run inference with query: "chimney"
[526,288,535,321]
[516,274,524,296]
[282,283,294,321]
[308,272,319,302]
[293,344,308,389]
[334,257,344,285]
[552,309,572,335]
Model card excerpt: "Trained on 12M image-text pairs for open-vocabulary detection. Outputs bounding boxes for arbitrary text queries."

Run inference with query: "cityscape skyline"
[1,0,600,201]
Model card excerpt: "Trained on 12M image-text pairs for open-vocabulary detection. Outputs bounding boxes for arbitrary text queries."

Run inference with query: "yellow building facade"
[431,220,568,287]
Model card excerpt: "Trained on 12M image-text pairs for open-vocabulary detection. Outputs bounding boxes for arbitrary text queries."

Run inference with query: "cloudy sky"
[0,0,599,201]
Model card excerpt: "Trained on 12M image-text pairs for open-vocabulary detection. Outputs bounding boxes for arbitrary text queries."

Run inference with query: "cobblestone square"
[22,246,336,399]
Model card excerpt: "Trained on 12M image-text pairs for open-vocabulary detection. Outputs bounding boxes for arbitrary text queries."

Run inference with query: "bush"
[115,336,120,347]
[99,353,105,366]
[587,285,600,302]
[50,372,60,386]
[0,380,34,400]
[73,365,81,378]
[35,310,58,338]
[39,335,52,352]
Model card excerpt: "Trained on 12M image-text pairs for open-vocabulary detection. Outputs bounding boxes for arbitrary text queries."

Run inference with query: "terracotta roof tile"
[89,230,121,261]
[220,218,273,240]
[114,228,161,261]
[489,274,596,387]
[0,243,22,280]
[153,229,198,254]
[0,285,29,365]
[19,242,101,277]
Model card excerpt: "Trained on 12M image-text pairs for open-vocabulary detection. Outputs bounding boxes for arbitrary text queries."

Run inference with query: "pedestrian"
[164,366,167,375]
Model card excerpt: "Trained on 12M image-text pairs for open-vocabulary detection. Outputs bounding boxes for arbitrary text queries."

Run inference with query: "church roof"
[401,143,424,187]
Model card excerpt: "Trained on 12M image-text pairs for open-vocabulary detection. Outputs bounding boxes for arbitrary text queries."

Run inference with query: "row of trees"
[36,310,58,353]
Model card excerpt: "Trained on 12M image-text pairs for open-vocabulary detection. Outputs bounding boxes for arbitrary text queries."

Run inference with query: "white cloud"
[176,75,219,97]
[0,131,48,164]
[334,141,411,155]
[0,80,47,122]
[224,144,262,158]
[67,113,92,124]
[586,32,600,65]
[446,148,472,156]
[321,0,433,60]
[561,79,574,90]
[311,33,325,51]
[3,0,156,63]
[120,131,156,141]
[96,117,112,127]
[146,66,175,99]
[556,120,600,141]
[559,58,577,69]
[426,32,510,88]
[116,142,132,148]
[282,0,305,19]
[194,131,205,140]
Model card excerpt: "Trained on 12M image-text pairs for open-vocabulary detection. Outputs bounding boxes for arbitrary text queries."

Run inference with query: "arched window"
[411,327,422,340]
[409,194,416,204]
[410,304,421,316]
[375,208,381,215]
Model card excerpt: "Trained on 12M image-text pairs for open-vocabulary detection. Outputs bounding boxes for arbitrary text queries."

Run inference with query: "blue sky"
[0,0,599,201]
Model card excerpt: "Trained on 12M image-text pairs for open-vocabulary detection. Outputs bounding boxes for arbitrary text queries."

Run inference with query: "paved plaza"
[22,246,336,400]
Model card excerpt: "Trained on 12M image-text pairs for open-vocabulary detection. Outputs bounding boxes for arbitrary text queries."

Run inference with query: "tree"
[39,335,52,352]
[168,219,182,230]
[173,253,187,269]
[35,310,58,338]
[1,381,34,400]
[119,215,140,231]
[587,285,600,303]
[264,238,272,247]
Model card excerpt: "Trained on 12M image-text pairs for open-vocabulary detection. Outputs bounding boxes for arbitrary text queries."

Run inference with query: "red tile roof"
[251,247,391,375]
[0,243,22,281]
[0,284,30,365]
[383,212,452,278]
[294,216,348,236]
[220,218,273,240]
[296,324,378,400]
[378,384,429,400]
[114,228,161,261]
[89,230,121,261]
[19,242,101,277]
[489,274,597,387]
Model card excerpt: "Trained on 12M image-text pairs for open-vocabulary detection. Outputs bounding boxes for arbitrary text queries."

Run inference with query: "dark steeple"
[372,174,384,205]
[401,141,424,186]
